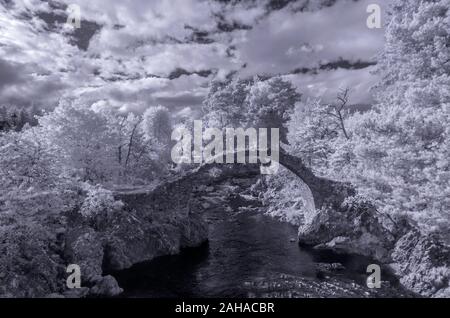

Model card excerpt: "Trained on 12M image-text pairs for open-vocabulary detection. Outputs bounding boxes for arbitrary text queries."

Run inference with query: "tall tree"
[347,0,450,229]
[202,76,301,142]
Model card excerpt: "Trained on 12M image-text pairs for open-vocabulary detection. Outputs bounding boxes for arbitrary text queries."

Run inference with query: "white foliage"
[79,184,123,220]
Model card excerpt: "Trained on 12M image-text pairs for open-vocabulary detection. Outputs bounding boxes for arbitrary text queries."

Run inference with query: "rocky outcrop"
[281,150,395,261]
[98,197,208,272]
[391,229,450,297]
[298,196,397,262]
[291,173,450,297]
[60,172,212,296]
[89,275,123,297]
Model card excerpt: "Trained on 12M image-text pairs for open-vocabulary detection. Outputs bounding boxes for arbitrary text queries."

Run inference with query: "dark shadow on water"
[111,242,211,298]
[302,244,402,287]
[111,207,317,298]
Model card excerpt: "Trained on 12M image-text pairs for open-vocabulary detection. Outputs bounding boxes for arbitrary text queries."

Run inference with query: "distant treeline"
[0,105,41,132]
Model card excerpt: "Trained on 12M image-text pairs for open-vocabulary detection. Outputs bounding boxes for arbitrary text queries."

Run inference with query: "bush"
[79,184,124,229]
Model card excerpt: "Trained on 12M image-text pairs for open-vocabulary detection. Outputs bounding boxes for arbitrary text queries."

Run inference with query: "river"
[113,179,412,298]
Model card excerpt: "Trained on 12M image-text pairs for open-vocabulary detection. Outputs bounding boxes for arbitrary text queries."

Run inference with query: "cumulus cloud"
[237,0,386,77]
[0,0,390,113]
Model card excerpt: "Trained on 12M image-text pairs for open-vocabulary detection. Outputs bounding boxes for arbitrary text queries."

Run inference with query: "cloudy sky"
[0,0,388,116]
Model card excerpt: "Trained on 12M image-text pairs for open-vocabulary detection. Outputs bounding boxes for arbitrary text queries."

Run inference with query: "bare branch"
[125,119,141,168]
[332,88,351,139]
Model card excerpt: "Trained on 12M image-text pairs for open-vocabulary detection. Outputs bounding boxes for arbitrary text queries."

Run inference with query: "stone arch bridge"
[70,148,448,298]
[112,148,393,264]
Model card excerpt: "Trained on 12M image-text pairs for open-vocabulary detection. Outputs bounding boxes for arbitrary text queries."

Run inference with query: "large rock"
[103,190,209,271]
[391,229,450,297]
[100,211,182,271]
[298,196,396,262]
[89,275,123,297]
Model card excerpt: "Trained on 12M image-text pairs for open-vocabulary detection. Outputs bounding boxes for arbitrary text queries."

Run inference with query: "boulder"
[391,229,450,297]
[298,196,396,262]
[101,211,181,271]
[101,197,208,272]
[89,275,123,297]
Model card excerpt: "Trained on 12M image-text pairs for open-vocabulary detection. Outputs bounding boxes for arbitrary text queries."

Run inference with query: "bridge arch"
[179,148,355,212]
[115,148,355,219]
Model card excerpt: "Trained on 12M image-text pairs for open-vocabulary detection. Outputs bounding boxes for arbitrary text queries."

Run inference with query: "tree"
[340,0,450,230]
[246,76,301,142]
[286,88,353,174]
[38,100,121,183]
[0,106,7,121]
[281,0,450,231]
[28,104,41,126]
[0,128,58,193]
[141,106,172,146]
[202,76,301,144]
[17,109,30,131]
[287,98,338,173]
[92,102,173,183]
[374,0,450,108]
[330,88,350,140]
[202,78,250,128]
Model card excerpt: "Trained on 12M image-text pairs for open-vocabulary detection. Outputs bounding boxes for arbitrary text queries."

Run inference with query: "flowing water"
[113,181,412,298]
